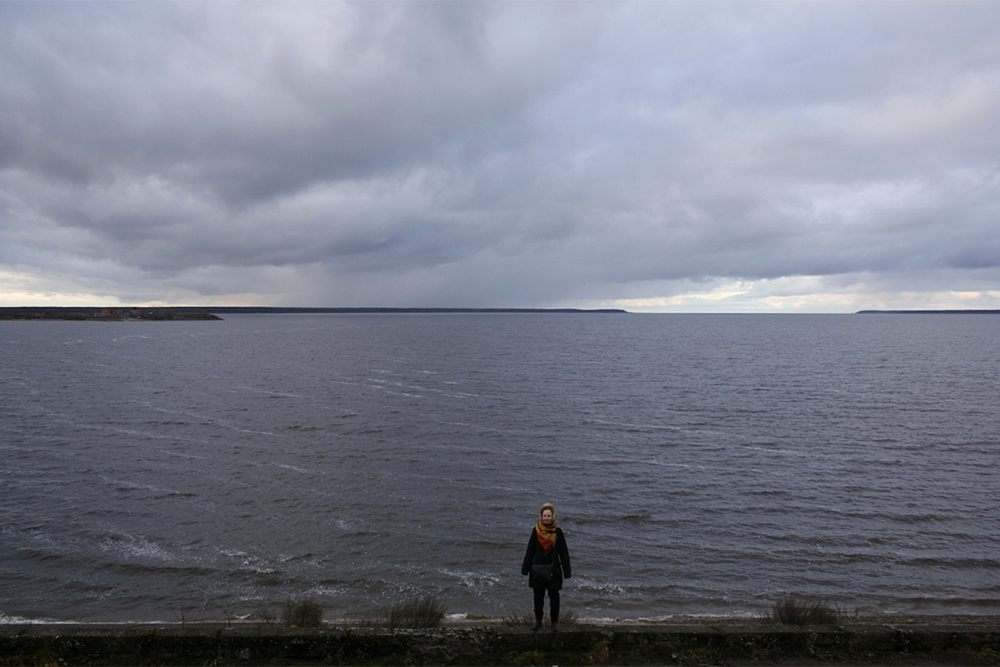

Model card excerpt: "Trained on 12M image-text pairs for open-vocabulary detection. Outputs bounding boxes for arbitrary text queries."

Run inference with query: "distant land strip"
[856,309,1000,315]
[0,307,220,321]
[1,306,628,320]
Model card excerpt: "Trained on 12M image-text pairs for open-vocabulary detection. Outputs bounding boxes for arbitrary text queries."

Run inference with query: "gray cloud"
[1,1,998,311]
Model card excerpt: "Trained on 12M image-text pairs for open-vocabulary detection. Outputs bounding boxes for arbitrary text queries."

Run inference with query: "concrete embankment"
[2,621,1000,665]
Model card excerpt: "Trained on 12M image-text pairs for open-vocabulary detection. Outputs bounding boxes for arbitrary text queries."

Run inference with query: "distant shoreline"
[0,306,627,320]
[0,308,221,321]
[0,307,222,322]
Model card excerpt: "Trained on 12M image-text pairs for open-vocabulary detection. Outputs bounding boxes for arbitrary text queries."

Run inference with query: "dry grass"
[765,597,841,625]
[282,598,324,627]
[365,594,448,629]
[559,609,578,626]
[501,612,535,628]
[500,609,578,628]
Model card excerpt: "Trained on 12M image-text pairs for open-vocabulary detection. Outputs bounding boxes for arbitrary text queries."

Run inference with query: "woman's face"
[541,509,554,525]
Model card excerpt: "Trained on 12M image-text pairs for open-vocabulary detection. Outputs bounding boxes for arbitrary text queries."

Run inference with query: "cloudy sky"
[1,1,998,312]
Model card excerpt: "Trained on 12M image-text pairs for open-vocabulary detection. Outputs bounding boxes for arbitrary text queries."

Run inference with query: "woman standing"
[521,503,571,632]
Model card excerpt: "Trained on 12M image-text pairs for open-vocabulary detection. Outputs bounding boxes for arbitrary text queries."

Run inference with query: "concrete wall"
[2,623,1000,665]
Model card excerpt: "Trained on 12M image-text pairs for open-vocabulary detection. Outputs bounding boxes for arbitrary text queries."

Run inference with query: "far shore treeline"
[0,307,221,321]
[3,307,999,321]
[0,306,629,321]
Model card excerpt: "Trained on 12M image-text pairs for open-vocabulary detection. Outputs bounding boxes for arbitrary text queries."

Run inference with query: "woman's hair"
[539,503,556,518]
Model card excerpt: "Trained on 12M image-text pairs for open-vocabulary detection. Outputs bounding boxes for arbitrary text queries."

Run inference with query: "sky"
[1,1,998,313]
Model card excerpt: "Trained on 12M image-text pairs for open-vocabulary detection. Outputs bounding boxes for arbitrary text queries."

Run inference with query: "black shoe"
[551,623,559,633]
[532,620,541,632]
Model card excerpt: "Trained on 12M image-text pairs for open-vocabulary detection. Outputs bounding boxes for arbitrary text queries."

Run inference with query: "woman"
[521,502,571,632]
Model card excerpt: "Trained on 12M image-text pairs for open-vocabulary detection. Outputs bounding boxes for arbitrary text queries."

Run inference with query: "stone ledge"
[2,622,1000,665]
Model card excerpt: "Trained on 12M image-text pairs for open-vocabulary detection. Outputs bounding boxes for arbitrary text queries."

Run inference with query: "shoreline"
[5,610,1000,626]
[6,613,1000,627]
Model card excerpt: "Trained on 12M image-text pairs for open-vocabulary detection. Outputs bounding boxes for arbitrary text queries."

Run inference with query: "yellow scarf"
[535,520,558,554]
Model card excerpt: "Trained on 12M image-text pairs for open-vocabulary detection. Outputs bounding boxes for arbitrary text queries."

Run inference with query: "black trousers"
[533,584,560,624]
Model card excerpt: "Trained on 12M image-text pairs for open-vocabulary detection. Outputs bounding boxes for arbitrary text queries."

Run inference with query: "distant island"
[856,309,999,315]
[0,306,627,321]
[0,307,221,321]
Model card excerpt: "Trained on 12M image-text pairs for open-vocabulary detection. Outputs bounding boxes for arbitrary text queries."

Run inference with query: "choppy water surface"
[1,313,998,622]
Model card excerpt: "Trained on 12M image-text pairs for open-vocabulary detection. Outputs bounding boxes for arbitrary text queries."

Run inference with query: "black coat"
[521,526,571,589]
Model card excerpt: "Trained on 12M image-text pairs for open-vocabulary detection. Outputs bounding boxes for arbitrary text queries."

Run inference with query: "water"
[1,313,998,623]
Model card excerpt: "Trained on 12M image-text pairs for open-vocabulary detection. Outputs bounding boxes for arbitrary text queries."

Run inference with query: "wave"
[3,313,998,622]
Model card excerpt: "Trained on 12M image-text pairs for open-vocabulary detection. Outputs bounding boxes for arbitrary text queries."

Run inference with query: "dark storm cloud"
[1,1,998,310]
